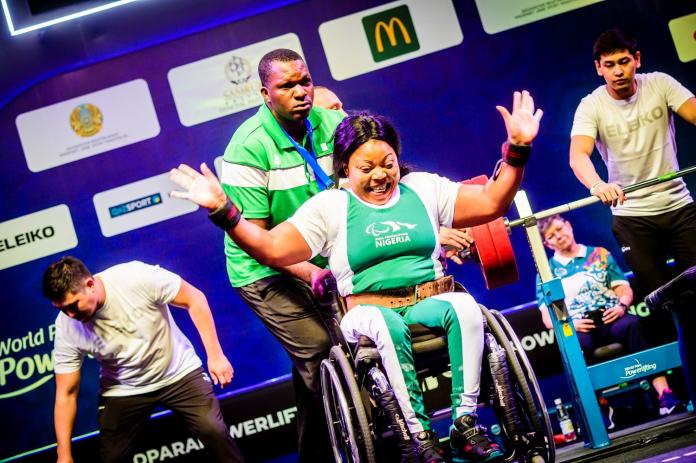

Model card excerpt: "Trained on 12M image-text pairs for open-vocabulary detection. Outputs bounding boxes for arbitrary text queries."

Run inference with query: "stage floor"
[265,411,696,462]
[557,411,696,463]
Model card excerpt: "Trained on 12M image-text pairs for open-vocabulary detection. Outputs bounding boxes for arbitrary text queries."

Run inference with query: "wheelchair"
[319,281,555,463]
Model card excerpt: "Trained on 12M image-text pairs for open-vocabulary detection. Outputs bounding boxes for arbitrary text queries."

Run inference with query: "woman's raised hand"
[495,90,544,145]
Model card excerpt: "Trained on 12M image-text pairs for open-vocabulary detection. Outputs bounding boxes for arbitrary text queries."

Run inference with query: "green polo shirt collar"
[258,103,324,150]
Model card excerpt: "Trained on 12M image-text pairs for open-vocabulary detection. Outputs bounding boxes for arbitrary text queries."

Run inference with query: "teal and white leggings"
[340,292,483,433]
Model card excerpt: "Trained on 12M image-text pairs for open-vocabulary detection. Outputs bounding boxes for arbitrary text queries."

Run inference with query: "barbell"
[459,165,696,290]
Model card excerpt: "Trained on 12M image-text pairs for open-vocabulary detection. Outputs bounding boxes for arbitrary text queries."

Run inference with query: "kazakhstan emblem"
[225,56,253,85]
[70,103,103,137]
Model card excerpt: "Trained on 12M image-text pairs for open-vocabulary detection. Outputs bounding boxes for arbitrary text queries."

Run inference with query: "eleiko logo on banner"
[362,5,420,62]
[94,173,198,237]
[0,205,78,271]
[319,0,462,80]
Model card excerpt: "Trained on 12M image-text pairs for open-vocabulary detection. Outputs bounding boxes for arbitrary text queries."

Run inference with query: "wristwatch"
[617,301,629,313]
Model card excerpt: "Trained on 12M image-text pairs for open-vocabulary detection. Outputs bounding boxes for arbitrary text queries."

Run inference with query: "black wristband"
[208,198,242,231]
[501,141,531,167]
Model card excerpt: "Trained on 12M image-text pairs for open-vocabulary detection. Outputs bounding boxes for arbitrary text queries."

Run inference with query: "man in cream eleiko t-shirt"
[569,28,696,404]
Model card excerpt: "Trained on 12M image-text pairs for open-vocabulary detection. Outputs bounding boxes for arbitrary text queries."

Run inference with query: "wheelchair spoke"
[481,306,555,463]
[491,310,555,463]
[321,346,377,463]
[322,359,361,462]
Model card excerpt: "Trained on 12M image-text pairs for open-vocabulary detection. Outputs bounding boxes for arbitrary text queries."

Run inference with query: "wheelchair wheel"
[490,309,554,463]
[321,345,377,463]
[482,307,555,463]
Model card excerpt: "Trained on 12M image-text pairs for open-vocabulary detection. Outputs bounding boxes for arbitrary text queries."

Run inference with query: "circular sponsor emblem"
[225,55,253,85]
[69,103,103,137]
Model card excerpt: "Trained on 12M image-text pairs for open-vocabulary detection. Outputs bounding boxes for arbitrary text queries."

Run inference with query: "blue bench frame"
[587,342,681,391]
[515,191,685,449]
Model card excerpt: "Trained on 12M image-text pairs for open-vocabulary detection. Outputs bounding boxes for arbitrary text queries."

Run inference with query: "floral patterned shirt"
[536,245,629,320]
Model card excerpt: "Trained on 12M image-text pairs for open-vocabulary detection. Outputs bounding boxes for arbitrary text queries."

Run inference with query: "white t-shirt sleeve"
[652,72,695,112]
[53,315,85,374]
[286,191,336,259]
[570,94,598,139]
[403,172,460,227]
[131,261,182,305]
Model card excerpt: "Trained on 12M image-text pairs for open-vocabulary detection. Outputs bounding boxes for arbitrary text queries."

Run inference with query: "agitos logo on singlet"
[365,220,417,247]
[362,5,420,62]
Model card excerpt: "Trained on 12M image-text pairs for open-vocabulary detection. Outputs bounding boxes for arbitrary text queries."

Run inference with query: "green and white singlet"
[289,172,457,294]
[289,172,485,433]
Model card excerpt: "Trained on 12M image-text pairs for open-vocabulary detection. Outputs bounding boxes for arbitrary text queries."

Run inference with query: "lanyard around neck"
[279,118,334,191]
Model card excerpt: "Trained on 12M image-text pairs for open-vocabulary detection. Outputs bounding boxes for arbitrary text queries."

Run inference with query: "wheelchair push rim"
[320,345,377,463]
[490,309,555,463]
[482,306,556,463]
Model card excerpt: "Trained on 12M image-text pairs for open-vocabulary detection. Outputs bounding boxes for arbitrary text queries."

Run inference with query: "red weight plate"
[488,217,519,287]
[460,175,519,289]
[470,221,502,289]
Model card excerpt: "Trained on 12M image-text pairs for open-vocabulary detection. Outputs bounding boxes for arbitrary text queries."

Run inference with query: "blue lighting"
[0,0,301,109]
[1,0,141,36]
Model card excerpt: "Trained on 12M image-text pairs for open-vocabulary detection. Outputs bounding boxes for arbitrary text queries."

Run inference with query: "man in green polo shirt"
[219,48,344,462]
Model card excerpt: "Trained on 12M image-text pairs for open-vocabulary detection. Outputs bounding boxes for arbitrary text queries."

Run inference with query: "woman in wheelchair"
[170,91,543,463]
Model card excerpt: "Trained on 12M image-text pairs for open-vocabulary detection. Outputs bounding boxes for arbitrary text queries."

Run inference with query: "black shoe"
[450,414,504,463]
[412,430,445,463]
[645,266,696,312]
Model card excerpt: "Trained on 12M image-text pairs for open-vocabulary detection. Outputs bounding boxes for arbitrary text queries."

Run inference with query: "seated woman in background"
[536,213,683,422]
[170,91,542,463]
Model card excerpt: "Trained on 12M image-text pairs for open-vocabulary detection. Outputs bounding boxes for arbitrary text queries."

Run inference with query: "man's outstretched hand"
[170,163,227,211]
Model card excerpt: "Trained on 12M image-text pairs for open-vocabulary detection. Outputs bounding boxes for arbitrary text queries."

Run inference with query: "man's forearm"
[276,261,322,283]
[54,395,77,459]
[188,301,226,358]
[569,150,602,189]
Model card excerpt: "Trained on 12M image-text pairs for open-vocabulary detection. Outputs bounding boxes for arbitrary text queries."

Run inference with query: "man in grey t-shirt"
[44,256,243,463]
[569,28,696,404]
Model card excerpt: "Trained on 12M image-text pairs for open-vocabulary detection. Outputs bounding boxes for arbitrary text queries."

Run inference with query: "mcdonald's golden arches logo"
[362,5,420,62]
